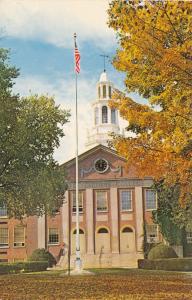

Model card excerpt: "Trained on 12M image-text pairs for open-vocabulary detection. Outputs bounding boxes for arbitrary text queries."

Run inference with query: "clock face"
[94,158,109,173]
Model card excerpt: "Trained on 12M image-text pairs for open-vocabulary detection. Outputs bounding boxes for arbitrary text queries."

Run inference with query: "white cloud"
[13,73,128,164]
[0,0,115,48]
[14,74,95,163]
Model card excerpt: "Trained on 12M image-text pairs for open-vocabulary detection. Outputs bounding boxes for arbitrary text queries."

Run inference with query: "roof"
[62,144,127,168]
[99,71,108,82]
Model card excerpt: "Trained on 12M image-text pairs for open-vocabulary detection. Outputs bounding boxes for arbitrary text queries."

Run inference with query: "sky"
[0,0,141,164]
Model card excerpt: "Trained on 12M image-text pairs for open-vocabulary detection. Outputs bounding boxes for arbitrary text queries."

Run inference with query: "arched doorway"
[120,226,135,253]
[71,228,86,254]
[95,227,110,254]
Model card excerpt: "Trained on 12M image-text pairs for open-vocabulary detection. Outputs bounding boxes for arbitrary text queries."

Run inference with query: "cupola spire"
[85,69,120,149]
[100,54,109,73]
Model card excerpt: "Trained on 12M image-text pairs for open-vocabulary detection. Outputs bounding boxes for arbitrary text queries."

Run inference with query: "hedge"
[138,258,192,271]
[148,243,177,260]
[28,249,56,267]
[0,261,48,274]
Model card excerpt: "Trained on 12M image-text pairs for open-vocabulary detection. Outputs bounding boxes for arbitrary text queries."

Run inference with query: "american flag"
[74,39,80,74]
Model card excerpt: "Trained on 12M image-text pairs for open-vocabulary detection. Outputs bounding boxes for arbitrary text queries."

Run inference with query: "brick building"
[0,71,162,267]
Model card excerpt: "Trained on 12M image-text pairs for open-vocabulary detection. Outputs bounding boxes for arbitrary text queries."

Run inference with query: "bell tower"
[85,70,120,148]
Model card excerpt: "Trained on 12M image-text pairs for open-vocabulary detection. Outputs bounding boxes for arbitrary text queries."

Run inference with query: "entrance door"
[120,227,135,253]
[71,229,86,254]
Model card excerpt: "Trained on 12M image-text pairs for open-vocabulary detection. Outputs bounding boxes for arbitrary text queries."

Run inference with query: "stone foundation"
[57,252,144,269]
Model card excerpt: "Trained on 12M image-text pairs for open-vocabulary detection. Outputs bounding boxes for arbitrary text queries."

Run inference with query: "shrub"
[0,263,17,274]
[0,261,48,274]
[22,261,48,272]
[28,248,56,267]
[148,243,178,259]
[138,258,192,271]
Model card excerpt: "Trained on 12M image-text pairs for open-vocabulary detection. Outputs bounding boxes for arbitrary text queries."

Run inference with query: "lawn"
[0,269,192,299]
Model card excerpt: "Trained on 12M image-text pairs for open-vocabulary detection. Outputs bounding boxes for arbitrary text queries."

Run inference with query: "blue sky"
[0,0,142,163]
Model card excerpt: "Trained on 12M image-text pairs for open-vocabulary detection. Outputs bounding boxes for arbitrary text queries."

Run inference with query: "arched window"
[103,85,106,98]
[122,227,133,233]
[102,106,108,123]
[109,86,112,98]
[98,228,109,234]
[94,107,99,125]
[111,109,116,124]
[98,86,101,99]
[73,228,84,234]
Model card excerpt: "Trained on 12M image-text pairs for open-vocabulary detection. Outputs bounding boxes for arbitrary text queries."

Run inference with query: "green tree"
[0,49,70,218]
[152,182,184,246]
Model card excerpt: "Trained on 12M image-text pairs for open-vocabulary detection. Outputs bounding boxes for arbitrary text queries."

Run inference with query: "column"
[37,215,45,248]
[110,187,119,253]
[62,191,69,247]
[135,187,144,252]
[86,189,94,254]
[108,107,111,124]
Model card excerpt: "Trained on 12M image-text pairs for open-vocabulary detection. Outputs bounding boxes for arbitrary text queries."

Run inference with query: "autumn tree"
[0,49,70,218]
[108,0,192,205]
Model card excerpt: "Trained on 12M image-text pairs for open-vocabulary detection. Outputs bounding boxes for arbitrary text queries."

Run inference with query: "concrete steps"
[55,252,143,269]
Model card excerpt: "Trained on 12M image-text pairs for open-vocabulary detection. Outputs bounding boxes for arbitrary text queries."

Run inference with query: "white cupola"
[85,71,120,148]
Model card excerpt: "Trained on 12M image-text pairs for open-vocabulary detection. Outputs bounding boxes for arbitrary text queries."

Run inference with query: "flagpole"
[74,33,81,272]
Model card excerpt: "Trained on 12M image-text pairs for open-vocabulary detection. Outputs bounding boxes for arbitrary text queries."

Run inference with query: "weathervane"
[100,54,109,72]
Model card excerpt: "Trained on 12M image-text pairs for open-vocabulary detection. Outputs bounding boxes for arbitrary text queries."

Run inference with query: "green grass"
[27,267,192,277]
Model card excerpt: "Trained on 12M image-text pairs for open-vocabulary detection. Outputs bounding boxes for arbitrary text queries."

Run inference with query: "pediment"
[63,144,136,180]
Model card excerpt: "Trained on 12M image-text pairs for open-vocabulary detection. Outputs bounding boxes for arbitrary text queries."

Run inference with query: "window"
[72,191,83,213]
[94,107,99,125]
[0,228,8,247]
[186,231,192,243]
[48,228,59,245]
[122,227,133,233]
[102,106,108,123]
[98,86,101,99]
[111,109,116,124]
[0,259,8,262]
[145,189,157,210]
[120,190,132,211]
[103,85,106,98]
[73,229,84,234]
[14,226,25,247]
[146,224,158,243]
[96,191,108,212]
[0,206,7,218]
[109,86,112,98]
[14,258,24,262]
[98,228,109,234]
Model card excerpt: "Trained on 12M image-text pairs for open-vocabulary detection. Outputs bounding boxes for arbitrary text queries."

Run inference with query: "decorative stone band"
[80,165,122,178]
[80,166,95,177]
[68,178,153,190]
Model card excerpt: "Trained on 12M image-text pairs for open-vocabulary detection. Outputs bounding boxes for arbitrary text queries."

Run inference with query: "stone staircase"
[54,252,142,270]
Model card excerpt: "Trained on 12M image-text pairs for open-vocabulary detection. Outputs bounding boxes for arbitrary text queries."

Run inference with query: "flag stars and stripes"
[74,35,80,74]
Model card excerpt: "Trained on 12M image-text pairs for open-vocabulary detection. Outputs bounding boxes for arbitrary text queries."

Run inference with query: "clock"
[94,158,109,173]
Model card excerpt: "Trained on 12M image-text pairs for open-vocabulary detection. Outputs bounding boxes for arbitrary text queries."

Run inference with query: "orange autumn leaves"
[0,271,192,299]
[108,0,192,204]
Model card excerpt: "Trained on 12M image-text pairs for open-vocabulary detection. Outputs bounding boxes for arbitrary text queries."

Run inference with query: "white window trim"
[13,226,25,248]
[0,206,8,219]
[146,224,159,244]
[96,190,108,213]
[0,227,9,248]
[48,228,59,245]
[72,191,84,214]
[145,189,157,211]
[186,232,192,244]
[120,190,133,212]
